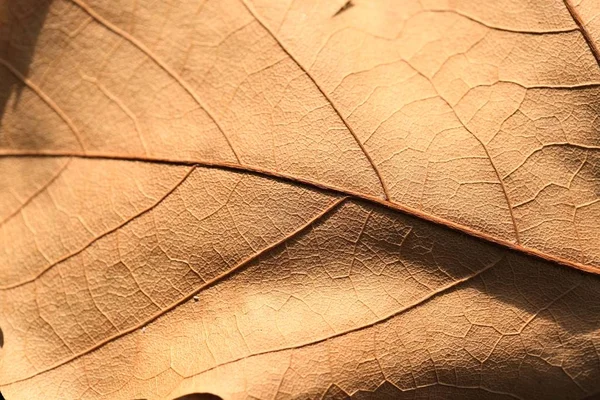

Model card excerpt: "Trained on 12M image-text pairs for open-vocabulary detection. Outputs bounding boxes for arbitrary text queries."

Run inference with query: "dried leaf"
[1,0,599,399]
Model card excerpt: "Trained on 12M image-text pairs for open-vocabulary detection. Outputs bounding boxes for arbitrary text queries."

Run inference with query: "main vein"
[1,149,597,276]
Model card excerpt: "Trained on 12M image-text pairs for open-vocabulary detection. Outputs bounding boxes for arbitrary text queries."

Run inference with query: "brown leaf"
[0,0,599,399]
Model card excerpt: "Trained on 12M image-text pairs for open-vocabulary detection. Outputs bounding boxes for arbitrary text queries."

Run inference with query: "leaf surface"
[0,0,600,399]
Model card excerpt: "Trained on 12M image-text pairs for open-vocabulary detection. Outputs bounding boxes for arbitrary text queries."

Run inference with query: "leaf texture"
[0,0,599,399]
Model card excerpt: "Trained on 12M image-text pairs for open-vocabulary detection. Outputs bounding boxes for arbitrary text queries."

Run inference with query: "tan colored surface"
[0,0,599,399]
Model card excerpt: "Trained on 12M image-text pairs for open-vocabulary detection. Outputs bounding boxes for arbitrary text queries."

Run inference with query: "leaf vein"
[0,196,347,385]
[0,165,196,290]
[239,0,391,200]
[170,255,504,384]
[1,149,596,275]
[67,0,241,163]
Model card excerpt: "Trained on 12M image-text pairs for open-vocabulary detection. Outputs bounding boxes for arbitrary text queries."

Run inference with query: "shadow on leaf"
[172,393,223,400]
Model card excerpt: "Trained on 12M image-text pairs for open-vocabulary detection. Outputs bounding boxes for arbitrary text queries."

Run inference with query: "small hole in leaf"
[173,394,223,400]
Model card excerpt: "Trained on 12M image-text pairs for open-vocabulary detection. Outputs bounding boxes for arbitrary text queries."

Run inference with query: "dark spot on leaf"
[173,394,223,400]
[0,326,3,348]
[333,0,354,17]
